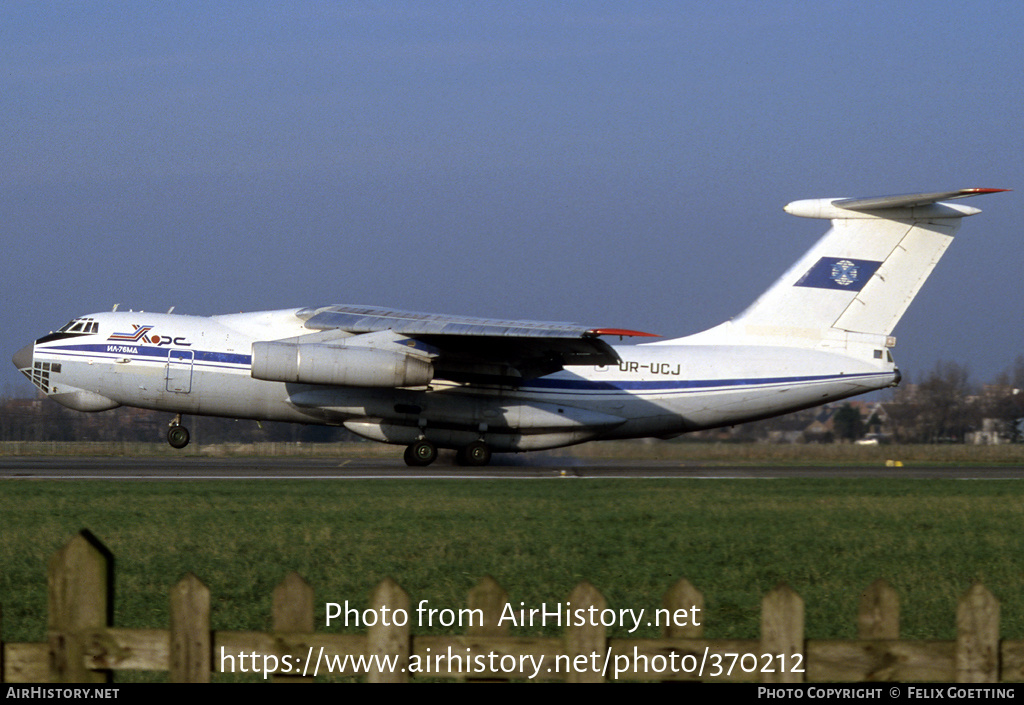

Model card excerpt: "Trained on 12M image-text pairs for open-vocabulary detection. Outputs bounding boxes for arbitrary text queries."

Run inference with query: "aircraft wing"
[289,304,657,384]
[300,304,602,337]
[298,305,658,340]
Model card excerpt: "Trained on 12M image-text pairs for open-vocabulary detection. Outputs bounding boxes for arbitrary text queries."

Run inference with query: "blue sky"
[3,1,1021,394]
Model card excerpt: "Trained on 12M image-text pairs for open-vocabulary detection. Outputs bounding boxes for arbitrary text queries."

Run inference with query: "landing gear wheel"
[404,439,438,467]
[456,441,492,467]
[167,425,190,449]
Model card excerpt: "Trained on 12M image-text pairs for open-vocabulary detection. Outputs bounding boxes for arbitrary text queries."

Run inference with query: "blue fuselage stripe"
[40,343,252,367]
[36,343,891,396]
[518,371,888,393]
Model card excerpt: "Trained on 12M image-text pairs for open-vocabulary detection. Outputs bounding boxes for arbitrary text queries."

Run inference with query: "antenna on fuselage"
[112,303,120,312]
[167,306,175,314]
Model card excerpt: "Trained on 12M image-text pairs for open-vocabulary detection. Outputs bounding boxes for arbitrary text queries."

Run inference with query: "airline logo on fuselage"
[108,324,191,347]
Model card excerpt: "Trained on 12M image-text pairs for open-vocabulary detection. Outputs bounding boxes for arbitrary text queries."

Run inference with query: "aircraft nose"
[12,343,33,371]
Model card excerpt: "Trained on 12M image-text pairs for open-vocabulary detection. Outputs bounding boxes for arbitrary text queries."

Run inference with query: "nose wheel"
[167,417,190,449]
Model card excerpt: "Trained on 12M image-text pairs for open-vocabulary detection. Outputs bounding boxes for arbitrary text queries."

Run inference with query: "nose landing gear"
[167,415,190,449]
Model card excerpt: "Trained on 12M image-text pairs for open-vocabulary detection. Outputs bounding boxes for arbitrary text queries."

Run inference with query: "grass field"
[3,472,1024,654]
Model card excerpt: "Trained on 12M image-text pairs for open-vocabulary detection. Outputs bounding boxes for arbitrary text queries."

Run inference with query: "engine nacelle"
[251,341,434,387]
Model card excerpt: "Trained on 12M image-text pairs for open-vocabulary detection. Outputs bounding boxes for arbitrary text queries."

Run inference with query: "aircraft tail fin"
[675,188,1007,349]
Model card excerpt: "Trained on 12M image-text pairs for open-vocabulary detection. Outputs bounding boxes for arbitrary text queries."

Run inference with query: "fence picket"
[272,572,314,683]
[46,530,111,683]
[858,578,899,639]
[957,582,1000,682]
[761,583,804,684]
[367,578,408,683]
[170,573,210,683]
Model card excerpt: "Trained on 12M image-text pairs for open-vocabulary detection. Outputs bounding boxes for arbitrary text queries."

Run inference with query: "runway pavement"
[1,456,1022,480]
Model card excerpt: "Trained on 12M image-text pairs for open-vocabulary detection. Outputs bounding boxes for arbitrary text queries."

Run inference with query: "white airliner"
[12,188,1006,466]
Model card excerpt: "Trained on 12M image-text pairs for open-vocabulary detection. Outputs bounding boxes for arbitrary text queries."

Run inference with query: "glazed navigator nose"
[12,343,33,371]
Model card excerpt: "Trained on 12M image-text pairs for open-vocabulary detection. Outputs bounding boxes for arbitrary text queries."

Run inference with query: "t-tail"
[675,188,1008,352]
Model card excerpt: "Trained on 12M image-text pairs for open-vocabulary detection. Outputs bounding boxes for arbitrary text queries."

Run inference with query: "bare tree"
[916,361,978,442]
[887,361,980,443]
[986,355,1024,443]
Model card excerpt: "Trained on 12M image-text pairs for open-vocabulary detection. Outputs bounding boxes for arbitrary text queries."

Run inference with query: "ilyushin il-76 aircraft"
[12,188,1007,466]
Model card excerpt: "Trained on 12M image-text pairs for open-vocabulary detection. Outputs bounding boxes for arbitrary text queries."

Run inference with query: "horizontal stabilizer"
[833,188,1010,211]
[784,188,1008,220]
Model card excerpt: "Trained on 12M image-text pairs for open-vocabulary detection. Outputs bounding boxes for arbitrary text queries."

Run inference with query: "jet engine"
[251,341,434,388]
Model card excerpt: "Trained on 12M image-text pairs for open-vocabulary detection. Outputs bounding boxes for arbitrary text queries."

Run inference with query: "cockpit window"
[57,318,99,335]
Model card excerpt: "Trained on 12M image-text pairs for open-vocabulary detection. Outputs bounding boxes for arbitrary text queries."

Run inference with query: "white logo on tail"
[830,259,859,286]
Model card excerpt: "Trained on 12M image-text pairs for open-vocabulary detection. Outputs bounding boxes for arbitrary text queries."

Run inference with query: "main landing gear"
[167,415,190,449]
[456,441,492,467]
[402,439,493,467]
[403,439,437,466]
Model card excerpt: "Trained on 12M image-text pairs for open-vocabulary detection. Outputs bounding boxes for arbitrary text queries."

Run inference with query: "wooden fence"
[1,530,1022,683]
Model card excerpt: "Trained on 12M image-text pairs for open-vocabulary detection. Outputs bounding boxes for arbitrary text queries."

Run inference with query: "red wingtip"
[589,328,660,338]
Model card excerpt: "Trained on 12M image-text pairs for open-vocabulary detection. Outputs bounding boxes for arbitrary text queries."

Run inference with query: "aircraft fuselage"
[15,308,898,453]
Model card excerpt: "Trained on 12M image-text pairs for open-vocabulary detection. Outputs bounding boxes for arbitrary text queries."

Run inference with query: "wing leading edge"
[297,305,655,339]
